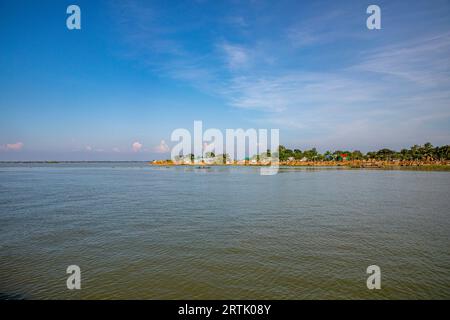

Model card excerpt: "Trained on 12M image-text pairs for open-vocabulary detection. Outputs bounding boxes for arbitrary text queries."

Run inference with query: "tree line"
[172,143,450,162]
[276,143,450,161]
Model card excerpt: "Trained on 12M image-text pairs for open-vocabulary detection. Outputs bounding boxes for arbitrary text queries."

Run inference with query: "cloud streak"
[132,141,143,152]
[154,140,169,153]
[0,142,24,151]
[219,43,249,70]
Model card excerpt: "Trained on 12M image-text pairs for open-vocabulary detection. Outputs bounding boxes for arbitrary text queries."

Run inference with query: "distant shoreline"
[151,159,450,171]
[0,161,148,163]
[1,160,449,171]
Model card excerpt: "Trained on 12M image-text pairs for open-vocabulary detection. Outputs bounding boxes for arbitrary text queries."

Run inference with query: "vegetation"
[163,143,449,168]
[276,143,450,162]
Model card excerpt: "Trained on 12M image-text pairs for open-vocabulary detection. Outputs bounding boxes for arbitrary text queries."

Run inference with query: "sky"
[0,0,449,160]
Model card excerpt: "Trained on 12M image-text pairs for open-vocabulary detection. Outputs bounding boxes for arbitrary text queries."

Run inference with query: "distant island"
[151,143,450,170]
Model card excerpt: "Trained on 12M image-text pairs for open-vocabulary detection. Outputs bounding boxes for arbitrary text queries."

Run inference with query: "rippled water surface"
[0,163,449,299]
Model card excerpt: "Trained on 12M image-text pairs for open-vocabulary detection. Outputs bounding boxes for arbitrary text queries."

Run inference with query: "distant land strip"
[152,143,450,170]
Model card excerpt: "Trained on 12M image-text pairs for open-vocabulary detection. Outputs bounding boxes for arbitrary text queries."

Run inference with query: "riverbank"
[150,159,450,170]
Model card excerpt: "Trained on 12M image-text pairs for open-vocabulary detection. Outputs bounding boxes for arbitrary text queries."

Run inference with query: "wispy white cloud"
[0,142,24,151]
[219,43,249,70]
[154,140,169,153]
[225,71,383,112]
[224,16,248,28]
[84,145,107,152]
[285,8,361,49]
[352,32,450,86]
[230,33,450,149]
[132,141,143,152]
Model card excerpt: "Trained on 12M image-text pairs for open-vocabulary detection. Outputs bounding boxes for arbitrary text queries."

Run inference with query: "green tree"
[410,145,421,160]
[293,149,303,160]
[376,148,395,160]
[366,151,376,160]
[351,150,363,160]
[435,145,450,160]
[323,150,332,161]
[303,148,319,161]
[278,145,288,161]
[400,148,410,160]
[421,142,434,160]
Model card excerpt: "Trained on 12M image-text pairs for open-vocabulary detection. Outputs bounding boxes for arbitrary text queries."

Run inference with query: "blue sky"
[1,0,449,160]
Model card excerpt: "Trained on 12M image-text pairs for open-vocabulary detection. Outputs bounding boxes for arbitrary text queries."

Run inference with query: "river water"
[0,163,449,299]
